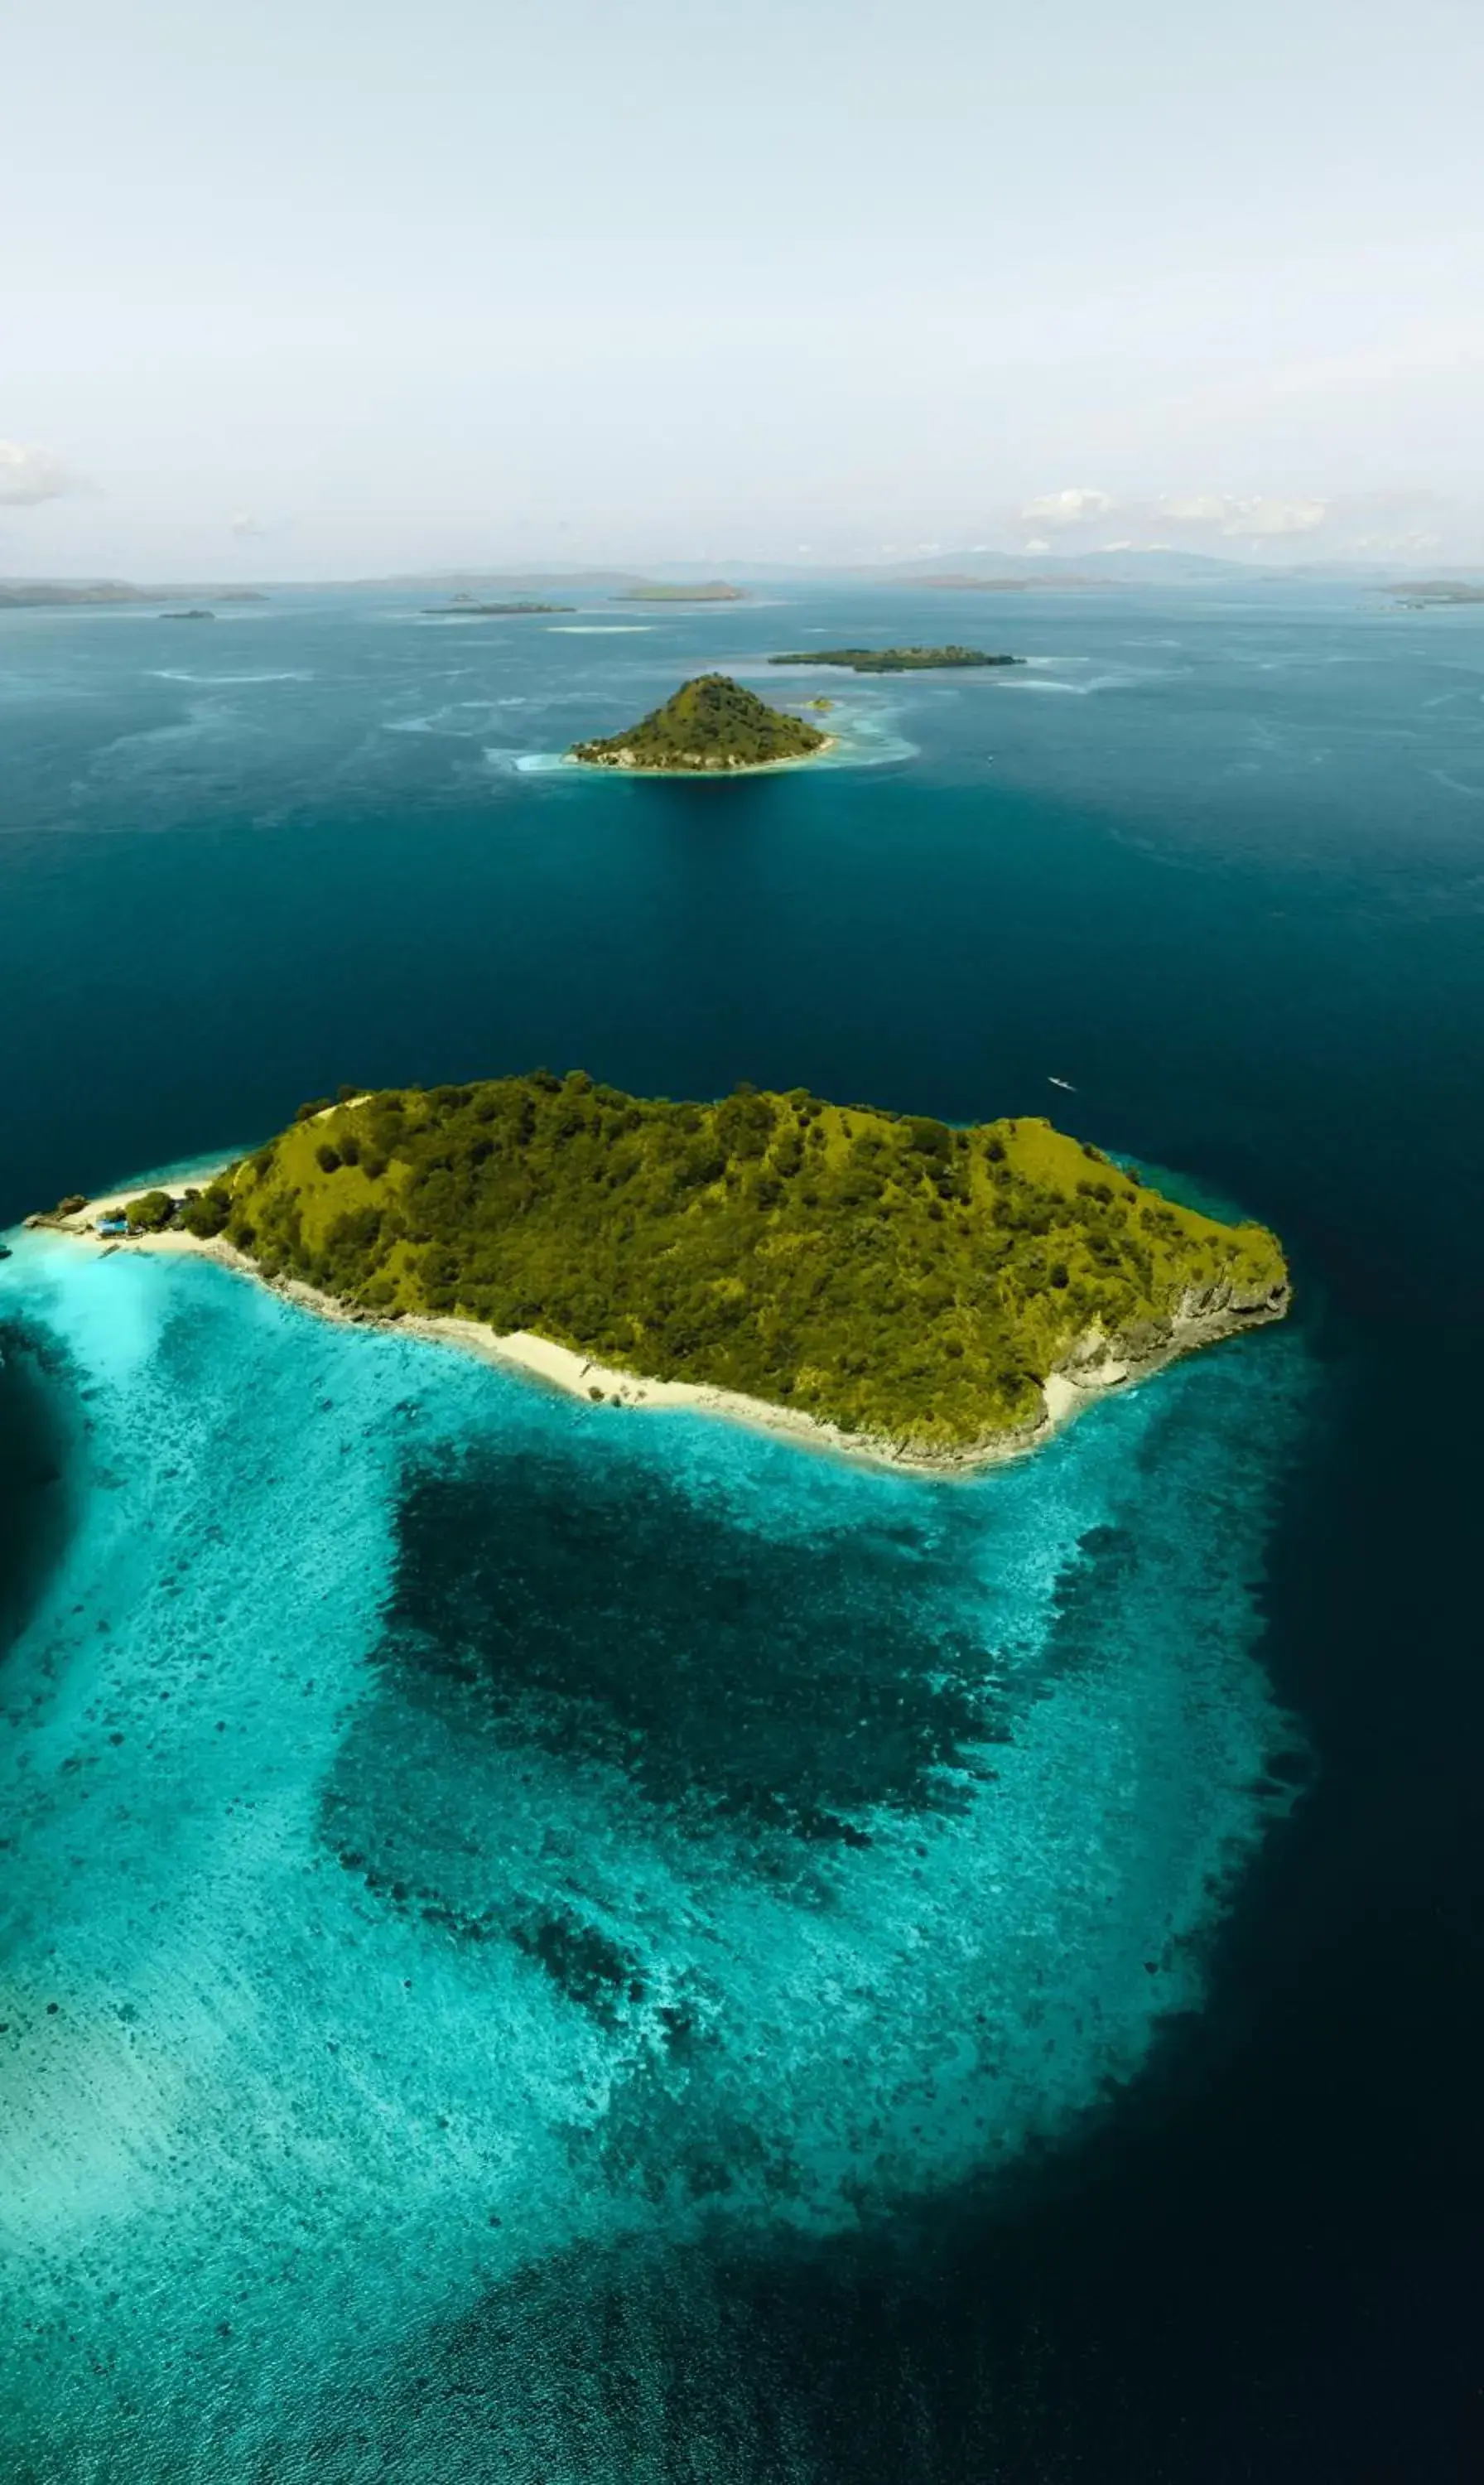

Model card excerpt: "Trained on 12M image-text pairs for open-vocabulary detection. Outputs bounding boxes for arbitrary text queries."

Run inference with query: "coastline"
[25,1181,1288,1482]
[564,733,838,779]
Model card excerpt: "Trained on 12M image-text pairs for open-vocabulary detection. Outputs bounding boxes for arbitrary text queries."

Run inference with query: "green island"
[1389,579,1484,608]
[124,1074,1289,1461]
[613,581,744,603]
[769,645,1023,673]
[423,596,574,615]
[569,673,829,772]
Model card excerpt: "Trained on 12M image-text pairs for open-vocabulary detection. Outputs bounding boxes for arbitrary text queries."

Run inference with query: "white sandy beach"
[31,1174,1272,1481]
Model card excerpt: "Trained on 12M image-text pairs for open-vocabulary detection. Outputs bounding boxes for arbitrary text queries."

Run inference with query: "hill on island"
[176,1075,1289,1455]
[570,674,828,772]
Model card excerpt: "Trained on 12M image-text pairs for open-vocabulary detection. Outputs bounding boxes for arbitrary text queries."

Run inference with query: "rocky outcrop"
[1059,1271,1291,1392]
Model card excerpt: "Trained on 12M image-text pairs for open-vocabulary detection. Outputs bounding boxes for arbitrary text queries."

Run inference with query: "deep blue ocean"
[1,582,1481,2482]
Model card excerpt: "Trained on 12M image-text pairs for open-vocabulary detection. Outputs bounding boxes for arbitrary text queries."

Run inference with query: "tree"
[180,1185,232,1238]
[128,1189,177,1232]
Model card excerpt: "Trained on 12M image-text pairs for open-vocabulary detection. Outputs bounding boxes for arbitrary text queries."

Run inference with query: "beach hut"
[96,1214,129,1237]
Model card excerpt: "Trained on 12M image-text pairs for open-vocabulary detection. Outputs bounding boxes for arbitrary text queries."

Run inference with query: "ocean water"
[2,582,1482,2479]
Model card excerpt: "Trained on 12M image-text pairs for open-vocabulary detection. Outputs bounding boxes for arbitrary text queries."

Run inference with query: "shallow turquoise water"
[0,1223,1308,2478]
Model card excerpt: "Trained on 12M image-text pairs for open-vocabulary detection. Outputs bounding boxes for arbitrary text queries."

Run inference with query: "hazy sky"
[3,0,1482,575]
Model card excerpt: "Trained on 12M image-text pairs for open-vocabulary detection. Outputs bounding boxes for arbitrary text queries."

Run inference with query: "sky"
[3,0,1482,577]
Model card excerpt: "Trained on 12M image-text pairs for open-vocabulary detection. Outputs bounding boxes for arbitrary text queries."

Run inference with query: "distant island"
[611,581,744,603]
[0,580,268,609]
[769,645,1024,674]
[158,608,216,622]
[570,673,829,772]
[1389,579,1484,607]
[41,1076,1289,1471]
[894,574,1107,593]
[422,596,574,615]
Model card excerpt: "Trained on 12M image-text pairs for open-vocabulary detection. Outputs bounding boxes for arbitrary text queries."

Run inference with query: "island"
[611,581,744,603]
[422,595,574,615]
[1387,579,1484,608]
[894,574,1106,593]
[39,1074,1289,1472]
[769,646,1023,673]
[158,608,216,622]
[569,673,830,772]
[0,581,268,608]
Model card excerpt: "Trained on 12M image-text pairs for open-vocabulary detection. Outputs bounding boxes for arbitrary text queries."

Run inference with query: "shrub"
[180,1184,232,1238]
[128,1189,177,1232]
[55,1194,87,1216]
[316,1144,342,1175]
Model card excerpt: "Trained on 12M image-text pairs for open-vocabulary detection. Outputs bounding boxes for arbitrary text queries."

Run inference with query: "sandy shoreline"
[26,1179,1284,1482]
[565,733,839,779]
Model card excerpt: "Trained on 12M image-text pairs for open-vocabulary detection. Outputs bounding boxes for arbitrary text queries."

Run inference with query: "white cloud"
[1350,527,1442,554]
[1156,492,1328,538]
[1154,495,1229,525]
[1019,487,1117,528]
[0,439,73,506]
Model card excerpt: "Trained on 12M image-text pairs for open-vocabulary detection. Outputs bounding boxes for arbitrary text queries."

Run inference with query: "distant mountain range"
[0,580,269,608]
[7,556,1480,605]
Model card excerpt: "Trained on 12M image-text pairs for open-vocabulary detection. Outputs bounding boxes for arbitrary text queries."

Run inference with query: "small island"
[158,608,216,622]
[1387,579,1484,608]
[422,595,574,615]
[613,581,744,603]
[769,645,1023,673]
[569,673,829,772]
[41,1075,1289,1471]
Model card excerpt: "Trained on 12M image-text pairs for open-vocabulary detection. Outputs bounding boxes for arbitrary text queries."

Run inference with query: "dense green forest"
[179,1076,1289,1451]
[768,646,1023,673]
[570,674,827,770]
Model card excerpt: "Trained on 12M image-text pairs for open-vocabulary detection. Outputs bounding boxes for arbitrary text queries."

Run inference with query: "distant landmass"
[0,580,269,609]
[422,596,574,615]
[46,1076,1289,1469]
[894,573,1108,593]
[769,645,1023,674]
[612,581,744,603]
[570,674,828,772]
[1389,579,1484,607]
[158,609,216,622]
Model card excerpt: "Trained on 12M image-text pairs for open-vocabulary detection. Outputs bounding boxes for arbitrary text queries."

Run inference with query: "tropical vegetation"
[178,1075,1289,1451]
[768,646,1022,673]
[570,674,826,771]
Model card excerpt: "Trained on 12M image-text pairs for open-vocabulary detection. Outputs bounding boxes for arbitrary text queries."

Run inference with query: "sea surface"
[1,582,1480,2481]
